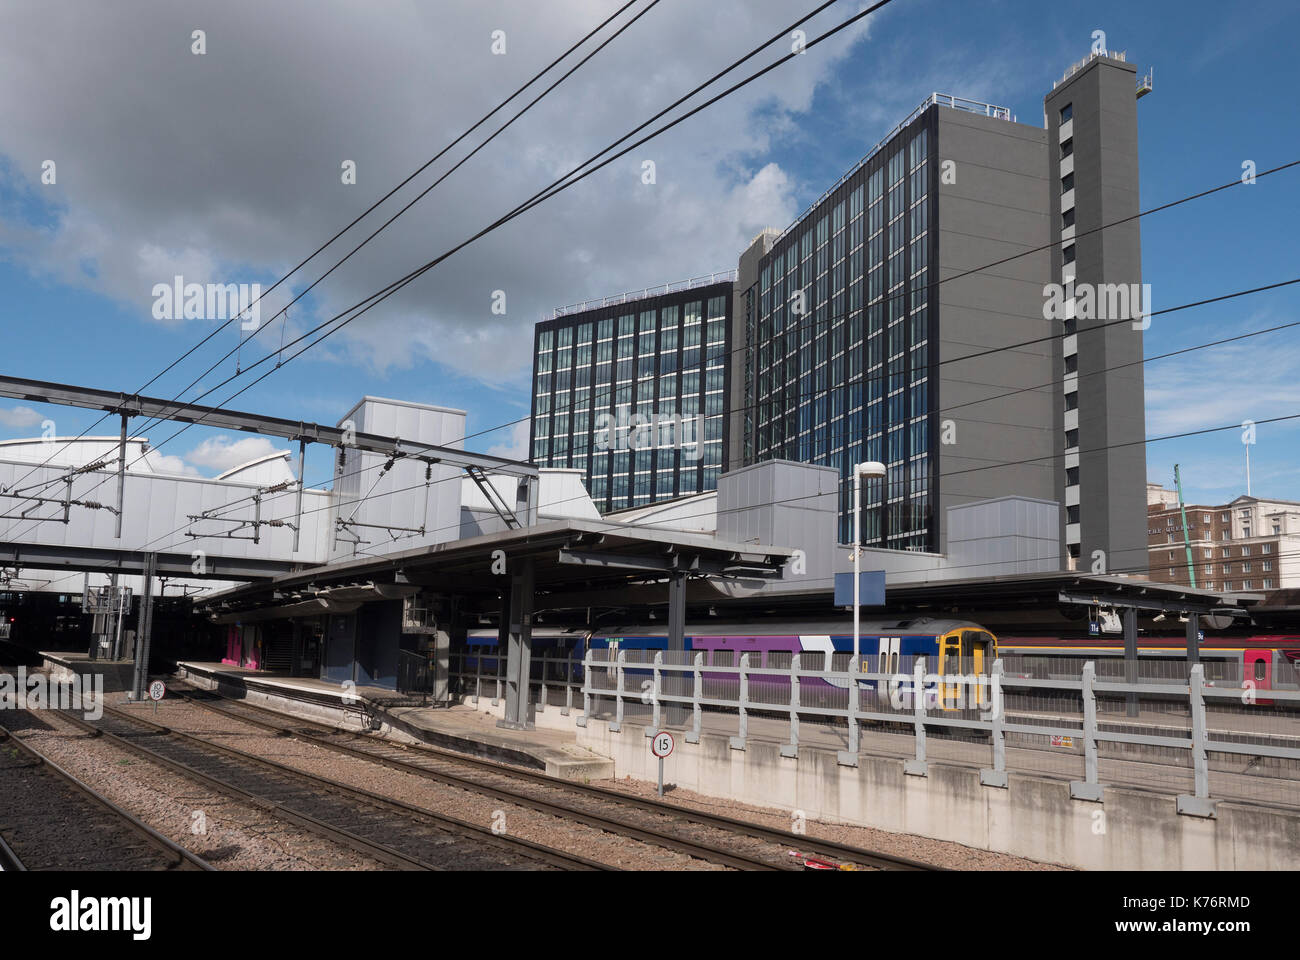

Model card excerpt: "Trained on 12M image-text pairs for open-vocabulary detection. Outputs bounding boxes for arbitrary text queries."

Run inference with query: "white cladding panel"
[328,399,467,562]
[0,456,332,563]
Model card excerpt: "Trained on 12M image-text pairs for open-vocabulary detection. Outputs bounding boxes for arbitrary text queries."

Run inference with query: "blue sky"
[0,0,1296,505]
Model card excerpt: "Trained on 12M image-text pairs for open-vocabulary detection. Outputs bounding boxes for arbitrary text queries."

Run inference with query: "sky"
[0,0,1296,507]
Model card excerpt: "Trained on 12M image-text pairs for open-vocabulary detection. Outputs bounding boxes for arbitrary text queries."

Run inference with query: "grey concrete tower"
[728,229,777,472]
[1044,51,1149,576]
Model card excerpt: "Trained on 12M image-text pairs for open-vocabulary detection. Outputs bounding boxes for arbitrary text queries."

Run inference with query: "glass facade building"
[743,110,937,550]
[530,282,732,514]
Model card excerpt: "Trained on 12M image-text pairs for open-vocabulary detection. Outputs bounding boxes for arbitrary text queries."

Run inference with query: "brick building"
[1147,487,1300,593]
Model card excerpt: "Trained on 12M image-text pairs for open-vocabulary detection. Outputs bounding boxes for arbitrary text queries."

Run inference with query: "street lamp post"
[852,461,887,672]
[847,460,886,762]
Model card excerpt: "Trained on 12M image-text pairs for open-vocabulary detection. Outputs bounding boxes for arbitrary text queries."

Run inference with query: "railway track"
[174,684,938,871]
[0,716,213,872]
[51,703,606,872]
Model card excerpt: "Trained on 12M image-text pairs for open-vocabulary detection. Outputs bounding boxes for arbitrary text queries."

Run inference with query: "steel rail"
[179,691,786,871]
[0,720,213,871]
[179,686,938,871]
[60,704,604,872]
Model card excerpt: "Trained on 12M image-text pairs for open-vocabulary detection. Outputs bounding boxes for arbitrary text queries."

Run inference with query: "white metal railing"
[448,650,582,716]
[574,651,1300,809]
[549,271,738,320]
[1054,49,1128,89]
[771,92,1014,247]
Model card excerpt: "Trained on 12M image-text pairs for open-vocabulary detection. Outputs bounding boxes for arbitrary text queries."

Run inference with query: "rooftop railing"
[549,270,738,320]
[1054,48,1128,89]
[771,93,1014,246]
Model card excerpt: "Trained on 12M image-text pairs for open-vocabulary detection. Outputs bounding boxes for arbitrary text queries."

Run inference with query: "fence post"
[904,657,928,776]
[686,651,703,744]
[576,648,591,727]
[729,653,748,750]
[1177,663,1217,817]
[648,650,662,735]
[493,650,503,705]
[610,649,626,733]
[562,650,573,717]
[1070,660,1103,801]
[838,653,860,768]
[538,650,548,714]
[980,658,1008,787]
[474,649,482,704]
[782,653,800,758]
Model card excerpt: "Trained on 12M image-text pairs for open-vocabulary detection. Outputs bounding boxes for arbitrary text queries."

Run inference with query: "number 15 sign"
[652,731,674,796]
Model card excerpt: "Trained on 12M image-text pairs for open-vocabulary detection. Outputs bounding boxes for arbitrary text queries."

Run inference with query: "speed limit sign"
[149,680,166,701]
[651,731,674,797]
[652,731,674,758]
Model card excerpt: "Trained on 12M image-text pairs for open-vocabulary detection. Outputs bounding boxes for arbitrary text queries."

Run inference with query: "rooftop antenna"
[1174,464,1197,588]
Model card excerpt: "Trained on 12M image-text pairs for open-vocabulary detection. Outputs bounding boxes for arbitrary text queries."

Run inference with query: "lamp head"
[855,461,886,479]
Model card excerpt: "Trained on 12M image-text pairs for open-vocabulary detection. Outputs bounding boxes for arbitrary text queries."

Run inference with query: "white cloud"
[184,435,288,473]
[144,451,201,478]
[0,405,45,428]
[1144,330,1300,437]
[0,0,880,385]
[485,418,531,462]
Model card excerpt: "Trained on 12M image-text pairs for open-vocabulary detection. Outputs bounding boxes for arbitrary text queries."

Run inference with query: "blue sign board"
[834,570,886,607]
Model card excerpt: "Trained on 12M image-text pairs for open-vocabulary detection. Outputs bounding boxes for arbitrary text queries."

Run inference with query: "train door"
[1245,650,1273,705]
[962,630,992,708]
[878,636,900,675]
[939,633,962,710]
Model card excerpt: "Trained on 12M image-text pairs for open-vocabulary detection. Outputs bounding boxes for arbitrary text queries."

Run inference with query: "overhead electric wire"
[107,275,1300,569]
[452,160,1300,450]
[0,0,649,516]
[7,1,1297,578]
[2,0,893,539]
[171,269,1300,537]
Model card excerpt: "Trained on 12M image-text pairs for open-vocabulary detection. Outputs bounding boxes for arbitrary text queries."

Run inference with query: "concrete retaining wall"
[575,716,1300,870]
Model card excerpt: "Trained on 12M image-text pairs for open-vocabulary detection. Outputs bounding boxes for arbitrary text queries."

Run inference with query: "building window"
[1061,172,1074,194]
[1060,137,1073,159]
[1060,103,1073,123]
[1062,208,1075,230]
[1062,243,1076,265]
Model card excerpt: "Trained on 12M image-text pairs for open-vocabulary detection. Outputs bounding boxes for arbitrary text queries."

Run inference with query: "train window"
[1255,660,1266,681]
[768,650,793,671]
[713,650,734,668]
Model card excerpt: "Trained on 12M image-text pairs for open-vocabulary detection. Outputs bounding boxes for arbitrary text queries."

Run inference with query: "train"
[463,618,998,708]
[459,619,1300,702]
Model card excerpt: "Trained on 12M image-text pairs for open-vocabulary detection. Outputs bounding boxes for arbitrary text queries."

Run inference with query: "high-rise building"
[532,50,1152,572]
[732,50,1150,571]
[529,277,733,513]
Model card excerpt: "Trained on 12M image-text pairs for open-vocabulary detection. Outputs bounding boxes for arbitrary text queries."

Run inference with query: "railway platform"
[41,650,138,692]
[174,661,613,781]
